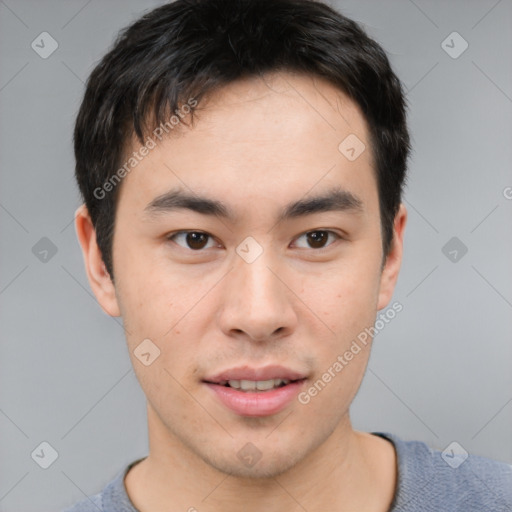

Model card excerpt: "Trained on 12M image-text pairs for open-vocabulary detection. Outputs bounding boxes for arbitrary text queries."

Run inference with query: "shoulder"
[61,459,144,512]
[62,492,103,512]
[373,432,512,512]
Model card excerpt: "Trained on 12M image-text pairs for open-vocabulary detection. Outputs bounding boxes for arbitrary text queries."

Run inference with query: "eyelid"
[167,230,221,250]
[291,229,343,250]
[166,228,344,252]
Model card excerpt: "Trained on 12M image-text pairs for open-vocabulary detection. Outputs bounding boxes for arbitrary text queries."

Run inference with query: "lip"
[204,379,307,417]
[203,365,308,383]
[202,365,308,417]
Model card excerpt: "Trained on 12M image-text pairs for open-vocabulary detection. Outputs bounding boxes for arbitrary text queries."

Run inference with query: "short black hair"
[74,0,410,279]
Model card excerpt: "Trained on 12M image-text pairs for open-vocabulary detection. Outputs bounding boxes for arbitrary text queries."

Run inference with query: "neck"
[124,404,396,512]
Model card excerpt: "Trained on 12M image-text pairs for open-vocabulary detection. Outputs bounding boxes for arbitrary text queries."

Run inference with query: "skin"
[76,71,407,512]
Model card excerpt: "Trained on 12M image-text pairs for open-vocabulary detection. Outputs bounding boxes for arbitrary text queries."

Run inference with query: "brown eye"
[294,230,340,250]
[186,232,209,250]
[307,231,329,248]
[169,231,216,250]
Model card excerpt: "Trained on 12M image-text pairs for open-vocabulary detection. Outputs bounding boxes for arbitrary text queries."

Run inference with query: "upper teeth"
[226,379,290,391]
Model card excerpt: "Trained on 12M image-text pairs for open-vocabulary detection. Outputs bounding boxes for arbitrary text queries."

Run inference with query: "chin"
[203,450,304,480]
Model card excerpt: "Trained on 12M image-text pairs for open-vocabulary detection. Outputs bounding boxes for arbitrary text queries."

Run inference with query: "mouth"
[202,366,308,416]
[205,378,306,392]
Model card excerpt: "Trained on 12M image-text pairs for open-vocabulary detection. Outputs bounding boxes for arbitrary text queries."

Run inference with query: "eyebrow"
[144,186,363,223]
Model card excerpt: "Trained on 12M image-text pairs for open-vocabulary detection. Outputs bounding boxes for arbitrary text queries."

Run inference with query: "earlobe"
[377,203,407,311]
[74,204,121,317]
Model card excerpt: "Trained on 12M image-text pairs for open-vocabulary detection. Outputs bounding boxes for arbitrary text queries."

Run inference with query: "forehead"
[180,71,369,153]
[117,71,377,218]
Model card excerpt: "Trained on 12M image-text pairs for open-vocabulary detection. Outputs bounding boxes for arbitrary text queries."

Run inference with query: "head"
[75,0,409,478]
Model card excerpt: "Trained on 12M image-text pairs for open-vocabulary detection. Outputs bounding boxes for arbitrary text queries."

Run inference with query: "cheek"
[303,258,381,334]
[115,244,183,330]
[296,259,379,407]
[302,352,370,425]
[115,255,216,383]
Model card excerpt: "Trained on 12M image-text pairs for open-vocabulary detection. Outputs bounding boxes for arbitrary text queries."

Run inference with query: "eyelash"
[166,229,343,252]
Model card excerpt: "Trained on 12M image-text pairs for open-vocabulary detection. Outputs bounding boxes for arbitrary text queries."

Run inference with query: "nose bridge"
[218,243,296,340]
[233,251,286,317]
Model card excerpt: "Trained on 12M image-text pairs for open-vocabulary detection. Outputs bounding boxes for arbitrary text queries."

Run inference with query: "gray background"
[0,0,511,510]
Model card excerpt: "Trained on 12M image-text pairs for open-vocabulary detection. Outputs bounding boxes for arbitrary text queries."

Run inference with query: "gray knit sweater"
[63,432,512,511]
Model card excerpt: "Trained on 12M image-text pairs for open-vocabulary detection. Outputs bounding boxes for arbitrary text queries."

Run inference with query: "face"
[78,71,405,478]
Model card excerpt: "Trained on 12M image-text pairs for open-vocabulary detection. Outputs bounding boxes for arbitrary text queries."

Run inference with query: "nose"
[217,250,298,342]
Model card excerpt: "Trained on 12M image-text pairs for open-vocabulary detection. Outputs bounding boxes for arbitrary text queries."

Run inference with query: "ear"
[75,204,121,317]
[377,203,407,310]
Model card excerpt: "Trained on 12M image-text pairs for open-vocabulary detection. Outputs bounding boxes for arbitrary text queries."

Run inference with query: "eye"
[293,230,341,250]
[167,231,219,251]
